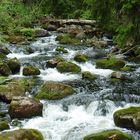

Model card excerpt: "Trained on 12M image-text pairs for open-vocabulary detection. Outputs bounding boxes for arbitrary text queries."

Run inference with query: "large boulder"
[9,97,43,119]
[46,56,65,68]
[56,61,81,73]
[74,53,88,62]
[0,62,11,76]
[0,44,11,55]
[23,66,40,76]
[96,57,125,70]
[82,71,97,81]
[0,78,33,103]
[56,34,81,45]
[46,24,57,31]
[0,129,44,140]
[0,121,10,131]
[84,130,132,140]
[113,106,140,131]
[36,81,75,100]
[7,58,21,74]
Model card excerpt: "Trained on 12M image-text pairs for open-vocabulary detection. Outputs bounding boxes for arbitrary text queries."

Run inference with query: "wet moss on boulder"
[46,56,65,68]
[0,62,11,76]
[9,97,43,119]
[74,53,88,63]
[0,129,44,140]
[7,58,21,74]
[0,121,10,131]
[113,107,140,131]
[84,130,132,140]
[55,47,68,53]
[57,61,81,73]
[36,81,75,100]
[56,34,81,45]
[82,71,97,81]
[96,57,125,70]
[23,66,40,76]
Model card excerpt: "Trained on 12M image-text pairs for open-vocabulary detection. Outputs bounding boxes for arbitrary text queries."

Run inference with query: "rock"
[134,45,140,56]
[0,76,9,84]
[121,65,133,71]
[46,24,57,31]
[26,47,34,54]
[9,97,43,119]
[74,53,88,62]
[0,44,11,55]
[110,72,125,80]
[56,34,81,45]
[36,81,75,100]
[20,28,49,38]
[23,66,40,76]
[57,61,81,73]
[0,62,11,76]
[75,32,86,40]
[0,129,44,140]
[86,36,108,48]
[0,121,9,131]
[84,130,132,140]
[46,56,65,68]
[34,28,50,37]
[7,58,21,74]
[0,52,7,60]
[82,71,97,81]
[0,78,33,103]
[113,106,140,131]
[96,57,125,70]
[55,47,68,53]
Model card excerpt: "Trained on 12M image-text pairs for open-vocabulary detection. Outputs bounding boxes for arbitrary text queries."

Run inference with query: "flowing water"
[4,32,140,140]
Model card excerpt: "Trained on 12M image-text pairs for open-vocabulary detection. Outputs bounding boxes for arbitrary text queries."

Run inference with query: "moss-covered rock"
[46,56,65,68]
[23,66,40,76]
[55,47,68,53]
[9,97,43,119]
[110,72,125,80]
[121,65,134,71]
[113,106,140,131]
[0,76,9,84]
[57,61,81,73]
[56,34,81,45]
[0,62,11,76]
[82,71,97,81]
[7,58,21,74]
[0,44,11,55]
[74,53,88,62]
[86,36,108,48]
[36,81,75,100]
[0,121,9,131]
[0,78,33,103]
[20,28,49,38]
[0,129,44,140]
[84,130,132,140]
[96,57,125,70]
[0,53,7,60]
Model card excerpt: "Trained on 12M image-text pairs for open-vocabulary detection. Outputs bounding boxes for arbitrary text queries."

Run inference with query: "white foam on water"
[39,68,80,81]
[75,62,113,77]
[32,35,57,47]
[22,100,117,140]
[7,52,40,59]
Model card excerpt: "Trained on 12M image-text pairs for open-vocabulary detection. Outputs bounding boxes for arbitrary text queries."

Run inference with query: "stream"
[3,31,140,140]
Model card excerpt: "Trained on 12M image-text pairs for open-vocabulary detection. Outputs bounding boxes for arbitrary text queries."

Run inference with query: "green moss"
[23,66,40,76]
[20,28,35,37]
[0,121,9,131]
[0,129,44,140]
[55,47,68,53]
[84,130,132,140]
[82,71,97,80]
[121,66,132,71]
[36,82,75,100]
[74,54,88,62]
[57,61,81,73]
[113,107,140,130]
[96,56,125,70]
[56,34,81,45]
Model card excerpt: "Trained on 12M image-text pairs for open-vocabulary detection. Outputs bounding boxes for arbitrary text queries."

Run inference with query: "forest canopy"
[0,0,140,48]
